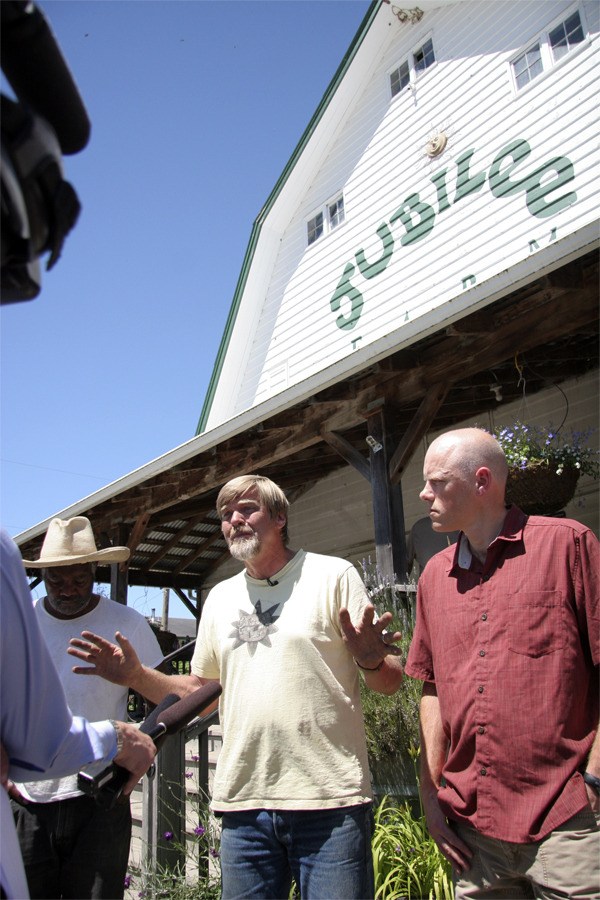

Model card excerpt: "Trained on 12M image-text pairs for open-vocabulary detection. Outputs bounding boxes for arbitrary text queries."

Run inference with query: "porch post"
[366,407,407,584]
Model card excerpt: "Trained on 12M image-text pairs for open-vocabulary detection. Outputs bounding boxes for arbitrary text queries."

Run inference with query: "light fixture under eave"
[391,6,424,24]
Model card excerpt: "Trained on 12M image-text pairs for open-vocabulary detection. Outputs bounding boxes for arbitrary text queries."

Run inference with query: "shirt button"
[479,650,486,657]
[481,613,488,621]
[478,726,485,734]
[478,686,484,693]
[480,768,487,776]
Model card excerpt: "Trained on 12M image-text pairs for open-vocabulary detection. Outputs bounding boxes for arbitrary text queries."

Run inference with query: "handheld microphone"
[78,683,222,809]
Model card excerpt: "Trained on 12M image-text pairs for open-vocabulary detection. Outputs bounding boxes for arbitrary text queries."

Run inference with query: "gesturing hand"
[68,630,141,686]
[339,604,402,671]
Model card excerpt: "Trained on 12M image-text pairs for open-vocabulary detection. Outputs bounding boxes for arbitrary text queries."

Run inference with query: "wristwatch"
[110,720,124,756]
[583,772,600,795]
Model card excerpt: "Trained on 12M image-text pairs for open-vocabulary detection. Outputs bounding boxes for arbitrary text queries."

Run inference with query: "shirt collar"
[452,505,527,571]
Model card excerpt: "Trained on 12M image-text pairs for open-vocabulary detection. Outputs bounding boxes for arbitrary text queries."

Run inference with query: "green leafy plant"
[359,559,421,781]
[492,423,599,478]
[372,792,453,900]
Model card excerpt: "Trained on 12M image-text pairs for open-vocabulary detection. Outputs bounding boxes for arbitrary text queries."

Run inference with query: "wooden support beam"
[126,512,151,557]
[321,430,371,482]
[172,585,199,621]
[110,524,130,605]
[388,383,449,484]
[366,408,407,585]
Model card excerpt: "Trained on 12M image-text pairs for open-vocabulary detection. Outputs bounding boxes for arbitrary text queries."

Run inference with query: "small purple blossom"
[191,754,200,762]
[163,831,173,841]
[209,848,220,858]
[185,771,193,779]
[194,825,206,837]
[124,874,132,889]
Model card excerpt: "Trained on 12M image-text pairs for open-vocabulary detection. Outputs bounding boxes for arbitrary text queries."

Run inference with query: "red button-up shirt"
[405,506,599,843]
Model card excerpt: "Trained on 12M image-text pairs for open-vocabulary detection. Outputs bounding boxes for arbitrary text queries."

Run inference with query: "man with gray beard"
[68,474,404,900]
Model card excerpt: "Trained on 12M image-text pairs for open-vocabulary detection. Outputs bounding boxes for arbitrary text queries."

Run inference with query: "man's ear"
[475,467,492,493]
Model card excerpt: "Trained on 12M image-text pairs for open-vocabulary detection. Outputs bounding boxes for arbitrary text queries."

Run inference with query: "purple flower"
[194,825,206,837]
[185,771,193,779]
[191,754,200,762]
[209,848,220,858]
[124,874,132,889]
[163,831,173,841]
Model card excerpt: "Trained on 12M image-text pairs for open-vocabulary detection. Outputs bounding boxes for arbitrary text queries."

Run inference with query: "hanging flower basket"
[491,423,598,516]
[505,462,580,516]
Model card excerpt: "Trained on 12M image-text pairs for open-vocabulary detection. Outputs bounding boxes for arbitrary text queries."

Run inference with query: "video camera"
[1,0,90,303]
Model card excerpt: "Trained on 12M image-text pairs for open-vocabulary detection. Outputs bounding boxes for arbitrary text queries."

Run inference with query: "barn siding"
[218,1,598,419]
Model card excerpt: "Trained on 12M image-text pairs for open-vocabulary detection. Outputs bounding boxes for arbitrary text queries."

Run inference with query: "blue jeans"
[12,795,131,899]
[219,804,374,900]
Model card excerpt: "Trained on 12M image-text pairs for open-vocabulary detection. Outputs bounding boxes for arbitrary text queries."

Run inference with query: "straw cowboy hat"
[22,516,130,568]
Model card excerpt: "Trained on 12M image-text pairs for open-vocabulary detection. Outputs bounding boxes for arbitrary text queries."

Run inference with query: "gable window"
[328,196,345,229]
[390,60,410,97]
[511,8,586,91]
[549,11,584,60]
[414,38,435,73]
[513,43,543,90]
[390,36,435,98]
[307,195,344,247]
[307,212,324,246]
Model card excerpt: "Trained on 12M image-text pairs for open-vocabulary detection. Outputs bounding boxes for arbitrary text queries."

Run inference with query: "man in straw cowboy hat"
[10,517,162,900]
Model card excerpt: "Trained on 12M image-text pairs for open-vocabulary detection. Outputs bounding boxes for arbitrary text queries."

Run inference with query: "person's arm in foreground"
[339,604,404,694]
[419,681,472,875]
[68,630,214,708]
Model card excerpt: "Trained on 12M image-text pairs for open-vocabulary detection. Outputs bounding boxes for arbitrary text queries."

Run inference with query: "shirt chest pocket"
[507,591,565,657]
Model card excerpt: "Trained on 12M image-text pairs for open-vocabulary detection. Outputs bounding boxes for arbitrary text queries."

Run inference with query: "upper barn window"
[307,195,345,247]
[390,36,435,98]
[511,8,586,91]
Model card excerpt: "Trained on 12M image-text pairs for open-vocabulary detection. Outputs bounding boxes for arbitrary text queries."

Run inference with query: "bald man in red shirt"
[406,427,599,899]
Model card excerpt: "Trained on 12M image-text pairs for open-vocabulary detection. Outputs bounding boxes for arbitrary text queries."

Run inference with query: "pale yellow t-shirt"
[192,550,374,812]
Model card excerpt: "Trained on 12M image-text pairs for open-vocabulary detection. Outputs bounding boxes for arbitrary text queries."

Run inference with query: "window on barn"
[307,212,324,246]
[549,10,584,60]
[389,36,436,99]
[513,43,543,90]
[306,195,344,247]
[390,60,410,97]
[414,38,435,73]
[511,8,586,92]
[328,196,345,229]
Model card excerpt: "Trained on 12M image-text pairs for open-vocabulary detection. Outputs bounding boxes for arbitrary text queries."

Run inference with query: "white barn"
[18,0,598,599]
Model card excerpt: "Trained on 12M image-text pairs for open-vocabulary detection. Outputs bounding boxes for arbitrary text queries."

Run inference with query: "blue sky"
[1,0,369,619]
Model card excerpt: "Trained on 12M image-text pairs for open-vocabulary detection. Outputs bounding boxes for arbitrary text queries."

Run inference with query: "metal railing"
[133,638,221,879]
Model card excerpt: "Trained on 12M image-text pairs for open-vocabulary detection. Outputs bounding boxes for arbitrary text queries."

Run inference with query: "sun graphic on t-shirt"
[229,599,280,655]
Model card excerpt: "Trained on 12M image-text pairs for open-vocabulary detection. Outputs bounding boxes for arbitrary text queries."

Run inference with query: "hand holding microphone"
[78,682,222,809]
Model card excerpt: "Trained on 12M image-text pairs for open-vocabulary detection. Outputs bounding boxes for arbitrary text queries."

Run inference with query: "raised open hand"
[68,630,142,686]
